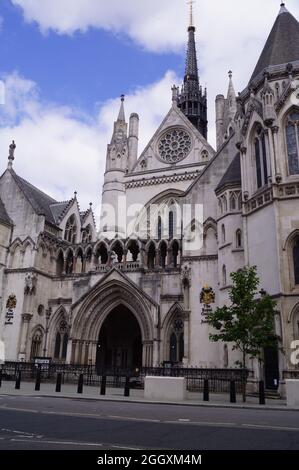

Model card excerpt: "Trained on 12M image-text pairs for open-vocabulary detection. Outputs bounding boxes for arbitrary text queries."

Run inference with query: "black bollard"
[77,374,84,394]
[0,369,2,388]
[56,373,62,393]
[230,380,236,403]
[100,375,107,396]
[35,368,41,391]
[203,379,209,402]
[15,370,21,390]
[259,380,265,405]
[124,376,130,397]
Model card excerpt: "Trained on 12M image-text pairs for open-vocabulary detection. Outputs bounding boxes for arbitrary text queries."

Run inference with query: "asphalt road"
[0,394,299,450]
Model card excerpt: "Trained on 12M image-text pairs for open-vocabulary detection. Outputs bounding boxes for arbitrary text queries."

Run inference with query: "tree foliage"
[207,266,279,368]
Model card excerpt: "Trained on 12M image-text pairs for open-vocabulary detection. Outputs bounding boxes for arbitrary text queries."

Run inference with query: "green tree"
[207,266,279,401]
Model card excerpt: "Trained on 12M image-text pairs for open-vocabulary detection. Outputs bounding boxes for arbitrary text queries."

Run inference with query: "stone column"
[71,339,77,364]
[18,313,33,361]
[264,129,274,181]
[84,342,90,365]
[183,311,190,366]
[272,126,282,180]
[152,339,160,367]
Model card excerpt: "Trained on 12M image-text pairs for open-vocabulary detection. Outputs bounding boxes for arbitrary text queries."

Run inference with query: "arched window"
[82,225,92,244]
[236,229,242,248]
[221,224,226,244]
[54,319,69,361]
[179,333,184,363]
[169,211,174,239]
[96,244,108,265]
[111,242,124,263]
[54,332,61,359]
[170,333,177,363]
[56,251,64,276]
[76,249,84,273]
[65,251,74,275]
[85,248,92,271]
[30,329,43,359]
[147,243,156,270]
[222,265,227,286]
[62,333,68,360]
[160,241,167,269]
[230,193,236,211]
[157,215,162,240]
[218,199,223,214]
[238,193,242,210]
[223,196,228,212]
[172,241,180,268]
[254,127,268,189]
[64,215,77,244]
[127,240,140,262]
[286,111,299,175]
[293,237,299,285]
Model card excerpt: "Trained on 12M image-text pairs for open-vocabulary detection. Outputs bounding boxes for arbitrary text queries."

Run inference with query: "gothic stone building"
[1,4,299,391]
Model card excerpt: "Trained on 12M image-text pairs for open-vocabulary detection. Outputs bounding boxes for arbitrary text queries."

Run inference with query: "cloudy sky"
[0,0,298,222]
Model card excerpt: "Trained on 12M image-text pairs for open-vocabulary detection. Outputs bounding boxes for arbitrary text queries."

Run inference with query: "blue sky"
[0,0,298,216]
[0,0,183,113]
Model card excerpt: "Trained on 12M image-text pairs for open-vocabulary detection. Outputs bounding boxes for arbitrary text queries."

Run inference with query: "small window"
[286,111,299,175]
[222,265,227,286]
[230,194,236,211]
[221,224,226,244]
[64,215,77,244]
[254,127,268,189]
[236,230,242,248]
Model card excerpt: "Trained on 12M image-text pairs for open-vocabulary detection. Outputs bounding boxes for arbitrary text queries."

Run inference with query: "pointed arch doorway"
[96,305,142,373]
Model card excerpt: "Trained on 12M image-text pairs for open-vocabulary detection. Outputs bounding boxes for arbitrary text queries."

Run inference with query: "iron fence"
[1,362,249,393]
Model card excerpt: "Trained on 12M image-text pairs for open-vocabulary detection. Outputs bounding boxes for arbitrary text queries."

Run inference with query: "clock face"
[158,127,192,164]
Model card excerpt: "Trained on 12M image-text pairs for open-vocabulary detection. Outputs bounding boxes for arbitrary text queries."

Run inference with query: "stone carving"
[24,272,38,295]
[158,128,192,163]
[6,294,17,309]
[181,263,191,286]
[9,140,16,160]
[200,284,215,305]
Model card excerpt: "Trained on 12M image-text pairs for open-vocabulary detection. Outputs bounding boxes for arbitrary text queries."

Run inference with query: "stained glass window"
[286,112,299,175]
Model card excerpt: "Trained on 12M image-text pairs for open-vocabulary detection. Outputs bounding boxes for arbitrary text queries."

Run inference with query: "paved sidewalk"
[0,380,295,411]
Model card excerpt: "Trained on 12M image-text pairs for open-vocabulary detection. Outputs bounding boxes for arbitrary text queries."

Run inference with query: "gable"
[131,105,215,174]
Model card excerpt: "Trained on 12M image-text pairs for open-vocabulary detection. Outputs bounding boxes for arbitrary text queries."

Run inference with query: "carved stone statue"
[24,272,38,295]
[9,140,16,160]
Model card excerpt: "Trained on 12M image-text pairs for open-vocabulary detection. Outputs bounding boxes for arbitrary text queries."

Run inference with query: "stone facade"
[0,5,299,391]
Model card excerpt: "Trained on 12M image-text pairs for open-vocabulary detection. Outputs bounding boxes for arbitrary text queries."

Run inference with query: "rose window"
[158,128,192,163]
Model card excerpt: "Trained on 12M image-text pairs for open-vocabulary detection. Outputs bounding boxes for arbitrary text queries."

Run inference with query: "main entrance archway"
[96,305,142,372]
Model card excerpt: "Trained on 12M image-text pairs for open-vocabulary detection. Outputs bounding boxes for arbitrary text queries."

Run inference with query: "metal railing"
[1,362,249,393]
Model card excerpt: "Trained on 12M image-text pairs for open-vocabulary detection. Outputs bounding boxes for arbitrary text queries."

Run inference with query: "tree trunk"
[242,351,247,403]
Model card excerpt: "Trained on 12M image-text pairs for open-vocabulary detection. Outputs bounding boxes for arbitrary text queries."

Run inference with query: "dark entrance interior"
[96,305,142,373]
[264,347,280,390]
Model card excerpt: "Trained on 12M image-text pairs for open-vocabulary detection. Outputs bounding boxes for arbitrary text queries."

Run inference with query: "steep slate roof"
[50,202,70,224]
[215,153,241,194]
[0,197,12,226]
[250,5,299,83]
[10,169,58,225]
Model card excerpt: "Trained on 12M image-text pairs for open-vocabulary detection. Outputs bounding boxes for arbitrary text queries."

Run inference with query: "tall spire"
[178,1,208,139]
[188,0,195,28]
[249,3,299,83]
[117,94,126,122]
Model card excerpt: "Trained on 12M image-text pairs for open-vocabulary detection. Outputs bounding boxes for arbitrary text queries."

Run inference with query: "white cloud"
[0,71,178,225]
